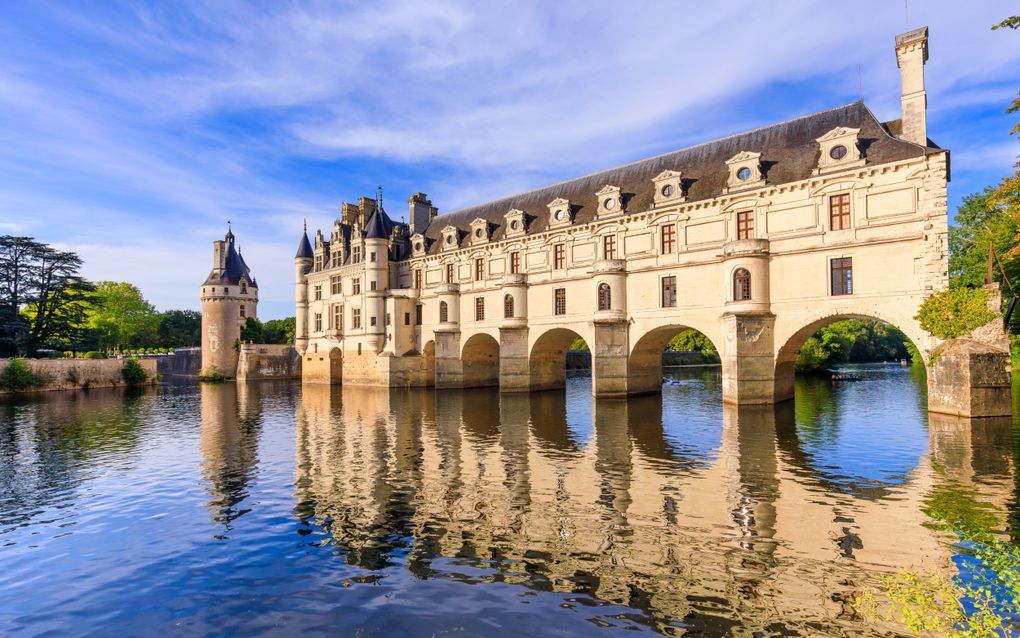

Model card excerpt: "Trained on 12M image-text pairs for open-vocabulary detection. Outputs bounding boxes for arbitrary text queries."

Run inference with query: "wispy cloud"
[0,1,1017,316]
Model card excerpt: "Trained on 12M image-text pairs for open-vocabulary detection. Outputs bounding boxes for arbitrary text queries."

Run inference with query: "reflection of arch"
[774,311,927,403]
[328,347,342,385]
[733,268,751,301]
[628,324,720,396]
[529,327,586,392]
[597,282,611,310]
[461,332,499,388]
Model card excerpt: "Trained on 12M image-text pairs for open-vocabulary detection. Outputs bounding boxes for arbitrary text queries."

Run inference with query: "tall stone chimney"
[408,192,437,235]
[895,26,929,146]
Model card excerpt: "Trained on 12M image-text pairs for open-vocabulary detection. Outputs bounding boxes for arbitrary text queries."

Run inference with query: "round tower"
[363,202,393,353]
[295,224,313,354]
[200,226,259,377]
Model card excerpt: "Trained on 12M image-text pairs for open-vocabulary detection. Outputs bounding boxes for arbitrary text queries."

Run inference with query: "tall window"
[352,278,361,295]
[733,268,751,301]
[314,313,322,332]
[352,308,362,329]
[475,258,484,281]
[331,250,342,268]
[830,193,851,230]
[415,304,423,325]
[597,283,611,311]
[510,252,521,274]
[334,305,343,333]
[736,211,753,240]
[370,251,376,262]
[831,257,853,295]
[239,304,246,318]
[446,263,454,283]
[403,312,410,326]
[503,294,514,318]
[554,288,566,315]
[661,224,676,254]
[314,285,322,301]
[661,276,677,308]
[414,269,423,289]
[603,235,616,260]
[240,283,247,294]
[331,275,342,295]
[475,297,485,321]
[439,301,449,323]
[370,281,377,291]
[554,243,565,269]
[314,255,322,271]
[352,246,362,263]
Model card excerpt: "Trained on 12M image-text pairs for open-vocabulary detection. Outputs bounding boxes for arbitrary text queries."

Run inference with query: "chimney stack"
[895,26,929,146]
[408,192,437,236]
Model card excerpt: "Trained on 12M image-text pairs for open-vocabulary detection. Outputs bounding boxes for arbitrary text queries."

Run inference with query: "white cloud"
[0,0,1017,318]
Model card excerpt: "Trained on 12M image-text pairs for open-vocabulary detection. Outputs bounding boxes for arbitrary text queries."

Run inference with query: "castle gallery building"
[293,27,950,405]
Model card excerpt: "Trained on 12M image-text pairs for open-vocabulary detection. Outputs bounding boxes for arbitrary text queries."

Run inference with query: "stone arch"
[328,347,343,385]
[628,324,721,396]
[529,327,589,392]
[773,309,930,403]
[461,332,500,388]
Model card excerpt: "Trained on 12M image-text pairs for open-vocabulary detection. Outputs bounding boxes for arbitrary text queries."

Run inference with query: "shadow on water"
[0,366,1018,636]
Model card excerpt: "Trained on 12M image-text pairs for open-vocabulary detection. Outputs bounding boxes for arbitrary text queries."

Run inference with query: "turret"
[895,26,929,146]
[364,203,393,352]
[200,225,258,377]
[295,224,313,354]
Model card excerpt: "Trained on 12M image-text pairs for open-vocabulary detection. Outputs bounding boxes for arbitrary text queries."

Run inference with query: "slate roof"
[204,232,257,288]
[419,102,942,254]
[295,230,313,258]
[365,207,395,239]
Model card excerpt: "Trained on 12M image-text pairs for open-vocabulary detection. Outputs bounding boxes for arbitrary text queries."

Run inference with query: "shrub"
[83,351,106,360]
[65,367,80,385]
[121,357,148,385]
[915,288,998,339]
[1,358,48,391]
[198,366,230,383]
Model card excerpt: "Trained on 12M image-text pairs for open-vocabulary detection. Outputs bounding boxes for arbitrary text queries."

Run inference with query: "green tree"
[989,17,1020,255]
[262,317,295,344]
[665,329,717,355]
[949,188,1019,288]
[157,310,201,348]
[0,236,95,355]
[239,317,263,343]
[87,281,159,350]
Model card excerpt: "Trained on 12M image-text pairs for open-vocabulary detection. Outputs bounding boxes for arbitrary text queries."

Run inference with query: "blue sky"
[1,2,1018,319]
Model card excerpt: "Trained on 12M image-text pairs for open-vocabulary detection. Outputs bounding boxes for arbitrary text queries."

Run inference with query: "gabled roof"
[419,102,941,254]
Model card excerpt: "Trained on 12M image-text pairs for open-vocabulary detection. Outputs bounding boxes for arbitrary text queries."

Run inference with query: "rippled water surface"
[2,365,1018,636]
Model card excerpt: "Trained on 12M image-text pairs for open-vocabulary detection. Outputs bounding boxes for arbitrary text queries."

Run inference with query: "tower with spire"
[200,225,259,377]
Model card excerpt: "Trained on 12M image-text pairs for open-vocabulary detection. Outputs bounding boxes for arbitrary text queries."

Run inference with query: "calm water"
[1,365,1017,636]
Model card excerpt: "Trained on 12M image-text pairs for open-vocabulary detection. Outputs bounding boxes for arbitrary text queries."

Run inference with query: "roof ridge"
[440,101,864,218]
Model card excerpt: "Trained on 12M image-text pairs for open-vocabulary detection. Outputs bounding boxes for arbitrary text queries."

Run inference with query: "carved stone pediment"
[652,169,685,206]
[546,198,573,228]
[596,185,623,218]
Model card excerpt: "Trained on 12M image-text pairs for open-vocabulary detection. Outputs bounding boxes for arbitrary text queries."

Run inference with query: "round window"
[661,184,674,197]
[829,144,848,160]
[554,209,565,221]
[510,220,519,230]
[414,242,422,251]
[445,235,453,244]
[604,198,616,210]
[737,167,751,181]
[474,228,483,238]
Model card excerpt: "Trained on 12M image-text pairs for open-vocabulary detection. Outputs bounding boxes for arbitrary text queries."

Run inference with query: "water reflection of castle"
[278,384,1015,633]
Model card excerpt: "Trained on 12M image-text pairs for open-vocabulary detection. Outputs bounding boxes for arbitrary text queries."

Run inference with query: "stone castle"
[200,26,1011,416]
[200,226,258,377]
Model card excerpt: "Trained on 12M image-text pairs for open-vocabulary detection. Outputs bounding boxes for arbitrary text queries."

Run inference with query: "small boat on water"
[830,371,864,382]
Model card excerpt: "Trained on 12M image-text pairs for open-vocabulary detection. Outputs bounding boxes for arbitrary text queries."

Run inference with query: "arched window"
[597,283,611,311]
[439,301,449,323]
[504,294,514,318]
[733,268,751,301]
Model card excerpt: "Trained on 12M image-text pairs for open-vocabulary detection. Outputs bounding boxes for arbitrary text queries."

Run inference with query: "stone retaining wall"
[237,344,300,381]
[157,347,201,377]
[0,358,158,395]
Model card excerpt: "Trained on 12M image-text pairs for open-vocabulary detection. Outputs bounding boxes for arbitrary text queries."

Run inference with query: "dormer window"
[410,233,427,257]
[504,209,528,238]
[814,127,864,174]
[441,225,460,251]
[470,218,491,244]
[724,152,764,192]
[547,198,573,229]
[652,170,685,207]
[596,185,623,218]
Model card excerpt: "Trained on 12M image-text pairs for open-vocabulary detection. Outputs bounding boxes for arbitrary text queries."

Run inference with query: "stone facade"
[292,27,1006,415]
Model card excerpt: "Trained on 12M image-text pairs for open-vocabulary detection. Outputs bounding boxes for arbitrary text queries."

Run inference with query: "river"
[1,364,1016,636]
